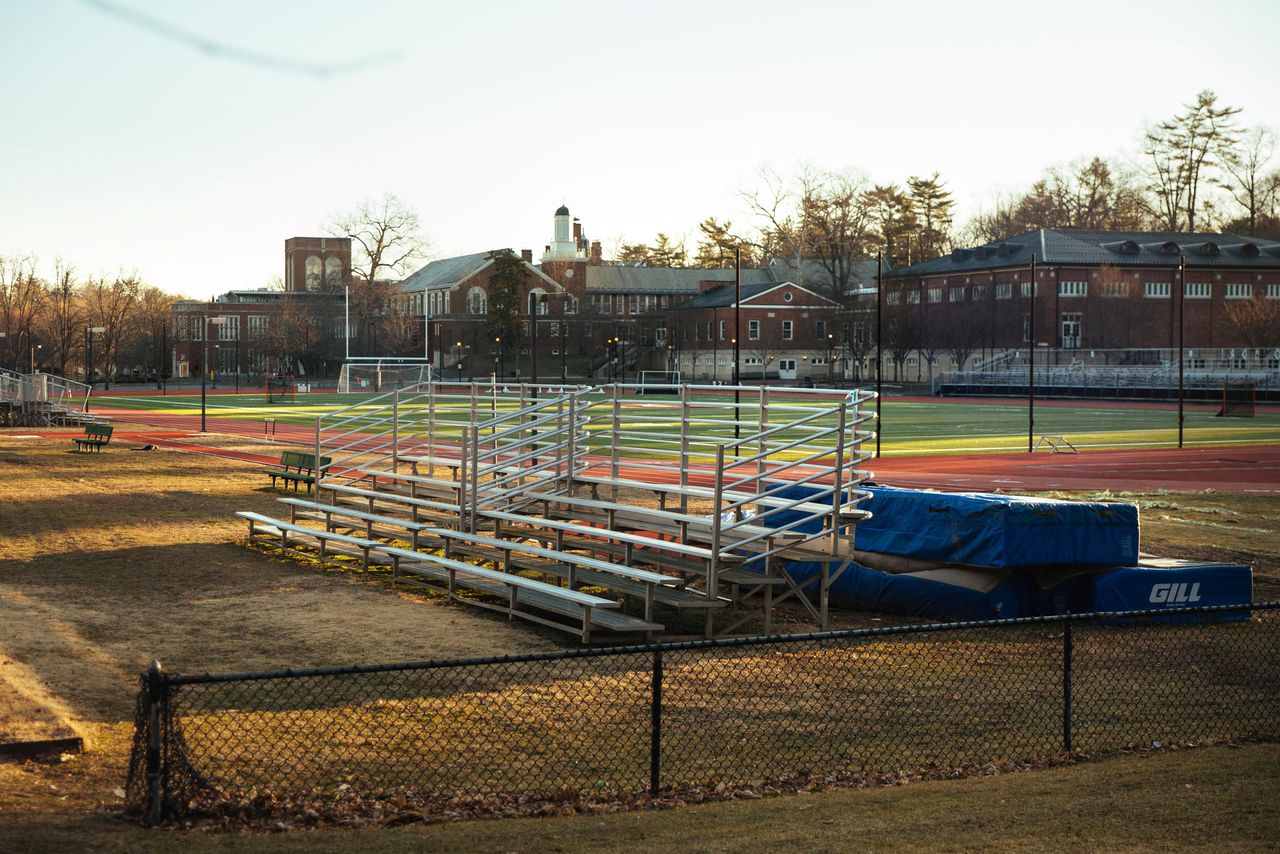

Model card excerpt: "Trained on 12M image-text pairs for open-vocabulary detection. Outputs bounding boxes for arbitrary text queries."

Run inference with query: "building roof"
[888,229,1280,277]
[583,265,775,295]
[399,251,498,291]
[555,204,570,216]
[676,281,785,309]
[765,257,885,293]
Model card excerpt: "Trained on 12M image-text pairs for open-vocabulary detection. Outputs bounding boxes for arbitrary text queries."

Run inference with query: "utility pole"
[1028,254,1037,453]
[875,252,883,458]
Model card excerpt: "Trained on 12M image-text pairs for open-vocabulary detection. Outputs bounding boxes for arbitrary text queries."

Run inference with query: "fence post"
[1062,616,1073,753]
[144,659,166,826]
[649,647,663,797]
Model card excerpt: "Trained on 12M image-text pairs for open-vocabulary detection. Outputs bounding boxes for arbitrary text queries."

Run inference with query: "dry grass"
[1,427,1278,849]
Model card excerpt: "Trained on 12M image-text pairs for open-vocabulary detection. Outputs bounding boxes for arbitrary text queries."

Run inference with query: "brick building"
[171,236,351,380]
[878,229,1280,381]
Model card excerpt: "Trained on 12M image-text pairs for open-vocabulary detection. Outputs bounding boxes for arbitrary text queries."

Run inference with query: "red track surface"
[82,404,1280,495]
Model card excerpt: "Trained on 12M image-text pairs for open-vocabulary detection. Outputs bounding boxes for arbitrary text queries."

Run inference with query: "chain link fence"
[127,603,1280,825]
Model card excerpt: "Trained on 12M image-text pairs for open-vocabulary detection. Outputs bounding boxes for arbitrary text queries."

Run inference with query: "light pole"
[85,326,105,387]
[495,336,503,382]
[529,291,546,388]
[201,315,228,433]
[455,340,464,382]
[875,252,883,458]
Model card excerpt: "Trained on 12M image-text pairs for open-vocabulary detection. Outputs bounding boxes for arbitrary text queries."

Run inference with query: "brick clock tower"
[284,236,353,292]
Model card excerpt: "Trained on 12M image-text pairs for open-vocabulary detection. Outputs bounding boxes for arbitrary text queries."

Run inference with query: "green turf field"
[92,389,1280,456]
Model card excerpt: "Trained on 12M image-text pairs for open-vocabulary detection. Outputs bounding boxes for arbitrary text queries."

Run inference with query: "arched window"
[324,256,342,286]
[305,256,322,291]
[468,286,487,315]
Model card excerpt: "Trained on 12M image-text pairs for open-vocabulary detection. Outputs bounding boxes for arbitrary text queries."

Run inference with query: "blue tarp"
[851,486,1139,568]
[1089,558,1252,622]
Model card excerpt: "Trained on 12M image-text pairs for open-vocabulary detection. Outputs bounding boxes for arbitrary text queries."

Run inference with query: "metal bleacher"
[239,381,877,641]
[0,368,100,426]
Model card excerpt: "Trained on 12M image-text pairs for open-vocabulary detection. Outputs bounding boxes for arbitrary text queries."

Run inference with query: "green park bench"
[263,450,330,493]
[72,424,113,453]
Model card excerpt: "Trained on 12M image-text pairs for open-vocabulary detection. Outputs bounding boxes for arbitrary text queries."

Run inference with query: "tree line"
[618,90,1280,292]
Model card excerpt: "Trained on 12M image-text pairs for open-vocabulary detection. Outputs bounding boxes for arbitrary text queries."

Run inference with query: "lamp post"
[529,291,546,389]
[30,343,42,374]
[875,252,883,458]
[201,315,229,433]
[85,326,105,387]
[455,340,464,382]
[495,337,503,383]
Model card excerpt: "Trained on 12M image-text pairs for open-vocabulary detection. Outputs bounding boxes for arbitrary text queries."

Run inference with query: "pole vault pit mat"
[851,486,1139,569]
[1089,558,1253,622]
[775,559,1034,622]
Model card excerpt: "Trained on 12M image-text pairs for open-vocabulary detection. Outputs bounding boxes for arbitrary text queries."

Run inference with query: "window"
[1144,282,1170,298]
[783,292,793,302]
[550,321,560,337]
[304,256,321,291]
[190,316,203,341]
[1225,283,1252,299]
[1186,282,1211,299]
[1061,312,1081,348]
[1267,284,1280,299]
[1101,281,1130,298]
[972,285,987,301]
[744,356,764,366]
[996,283,1012,300]
[815,320,826,338]
[1022,313,1031,342]
[218,316,239,341]
[949,286,964,302]
[812,357,827,365]
[718,320,725,340]
[928,288,942,303]
[324,256,342,286]
[907,290,920,304]
[467,287,487,315]
[247,315,268,338]
[629,294,640,315]
[564,294,579,314]
[782,320,793,340]
[1021,281,1038,298]
[886,292,902,305]
[706,321,714,340]
[748,320,760,340]
[1058,280,1087,297]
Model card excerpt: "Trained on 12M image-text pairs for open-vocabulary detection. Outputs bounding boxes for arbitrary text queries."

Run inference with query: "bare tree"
[1218,126,1278,236]
[0,256,45,371]
[1144,90,1242,231]
[1225,297,1280,348]
[83,274,141,383]
[743,165,874,301]
[39,261,85,377]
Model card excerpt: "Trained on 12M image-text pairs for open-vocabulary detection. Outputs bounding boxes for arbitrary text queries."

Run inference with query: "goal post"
[1216,381,1256,417]
[637,370,682,395]
[337,359,434,394]
[265,375,296,404]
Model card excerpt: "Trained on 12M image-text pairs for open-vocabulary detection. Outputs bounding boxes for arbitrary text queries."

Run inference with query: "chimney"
[589,240,603,265]
[521,249,533,263]
[573,220,582,241]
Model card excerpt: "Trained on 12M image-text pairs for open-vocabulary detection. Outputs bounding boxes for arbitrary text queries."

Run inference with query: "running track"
[82,403,1280,495]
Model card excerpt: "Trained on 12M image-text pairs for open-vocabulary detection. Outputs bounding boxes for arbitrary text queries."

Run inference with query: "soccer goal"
[1216,381,1256,417]
[265,375,296,404]
[337,359,434,393]
[637,370,682,395]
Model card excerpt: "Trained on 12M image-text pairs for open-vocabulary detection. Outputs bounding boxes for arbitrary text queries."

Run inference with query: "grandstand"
[934,347,1280,402]
[238,382,877,640]
[0,367,99,426]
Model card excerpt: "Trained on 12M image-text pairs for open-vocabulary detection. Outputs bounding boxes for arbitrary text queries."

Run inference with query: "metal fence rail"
[127,603,1280,825]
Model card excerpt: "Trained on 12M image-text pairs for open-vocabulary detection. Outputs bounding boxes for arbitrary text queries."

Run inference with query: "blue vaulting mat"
[852,486,1139,568]
[1089,558,1252,622]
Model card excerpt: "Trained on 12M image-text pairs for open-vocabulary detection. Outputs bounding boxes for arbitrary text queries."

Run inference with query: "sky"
[2,0,1279,300]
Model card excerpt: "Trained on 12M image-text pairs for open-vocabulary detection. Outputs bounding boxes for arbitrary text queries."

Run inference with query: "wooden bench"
[263,451,331,493]
[72,424,112,452]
